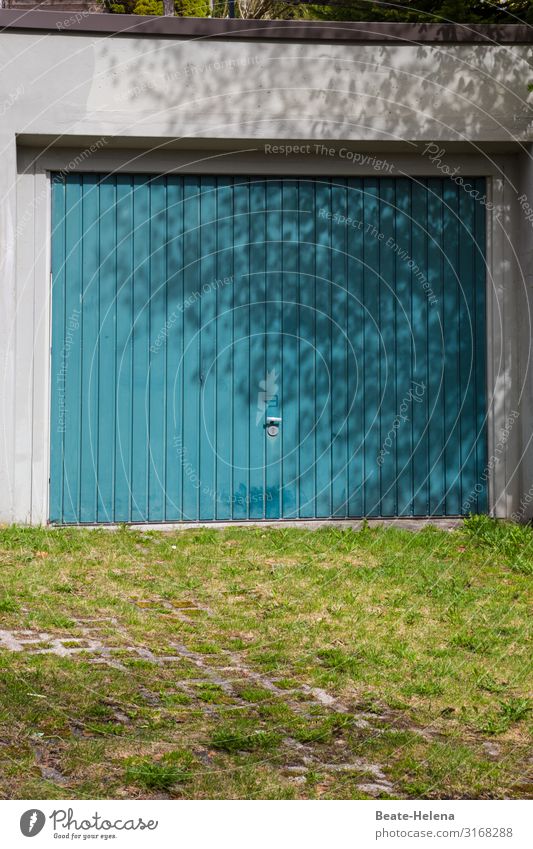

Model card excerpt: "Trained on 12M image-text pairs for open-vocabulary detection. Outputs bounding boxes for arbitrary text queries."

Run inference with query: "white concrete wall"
[1,26,532,522]
[1,33,533,141]
[512,149,533,521]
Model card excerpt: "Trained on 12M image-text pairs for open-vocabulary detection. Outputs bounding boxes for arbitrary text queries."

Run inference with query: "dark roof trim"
[0,10,532,42]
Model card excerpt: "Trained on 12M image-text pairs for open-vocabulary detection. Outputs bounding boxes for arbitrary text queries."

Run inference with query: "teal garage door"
[50,174,487,523]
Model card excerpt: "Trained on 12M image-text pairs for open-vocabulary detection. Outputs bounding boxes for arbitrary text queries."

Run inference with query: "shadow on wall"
[50,172,489,522]
[94,34,533,141]
[45,26,528,521]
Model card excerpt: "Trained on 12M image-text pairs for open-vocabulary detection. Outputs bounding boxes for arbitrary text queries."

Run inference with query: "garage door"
[50,174,487,523]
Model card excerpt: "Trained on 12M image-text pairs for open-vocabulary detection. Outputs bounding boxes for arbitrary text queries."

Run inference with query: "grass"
[463,514,533,574]
[125,751,194,791]
[0,519,531,799]
[211,724,282,753]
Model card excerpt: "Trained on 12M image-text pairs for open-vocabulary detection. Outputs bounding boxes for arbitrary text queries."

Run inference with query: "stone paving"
[0,615,402,796]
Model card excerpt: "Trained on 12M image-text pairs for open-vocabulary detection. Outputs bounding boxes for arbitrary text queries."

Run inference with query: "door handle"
[266,416,281,437]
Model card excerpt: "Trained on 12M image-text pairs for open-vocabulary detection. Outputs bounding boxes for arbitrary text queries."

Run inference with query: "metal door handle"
[265,416,281,437]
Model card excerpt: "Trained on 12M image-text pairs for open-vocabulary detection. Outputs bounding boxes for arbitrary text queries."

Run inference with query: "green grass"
[0,520,531,799]
[211,723,282,753]
[463,515,533,574]
[125,751,194,791]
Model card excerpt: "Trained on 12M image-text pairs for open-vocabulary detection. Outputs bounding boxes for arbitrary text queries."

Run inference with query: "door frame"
[14,141,515,523]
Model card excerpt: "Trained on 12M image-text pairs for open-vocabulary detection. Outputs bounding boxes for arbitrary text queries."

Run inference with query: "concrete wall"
[0,32,531,142]
[1,20,532,522]
[1,32,533,142]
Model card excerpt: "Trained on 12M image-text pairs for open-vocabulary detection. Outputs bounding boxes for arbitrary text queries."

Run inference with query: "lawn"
[0,517,531,800]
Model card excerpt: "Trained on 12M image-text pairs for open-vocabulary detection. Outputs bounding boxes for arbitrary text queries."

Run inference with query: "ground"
[0,518,531,800]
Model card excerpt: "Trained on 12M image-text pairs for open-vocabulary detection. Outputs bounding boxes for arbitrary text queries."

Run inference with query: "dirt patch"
[32,739,69,786]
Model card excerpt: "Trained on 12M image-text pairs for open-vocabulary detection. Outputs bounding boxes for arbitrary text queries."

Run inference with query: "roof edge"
[0,10,532,42]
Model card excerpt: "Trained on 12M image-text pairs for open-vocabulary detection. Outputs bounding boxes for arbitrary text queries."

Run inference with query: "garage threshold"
[49,518,464,532]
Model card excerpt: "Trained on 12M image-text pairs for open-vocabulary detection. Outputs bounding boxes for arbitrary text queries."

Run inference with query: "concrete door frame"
[11,142,520,524]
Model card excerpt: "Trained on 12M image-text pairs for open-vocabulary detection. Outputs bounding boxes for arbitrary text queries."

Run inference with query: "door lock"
[266,416,281,437]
